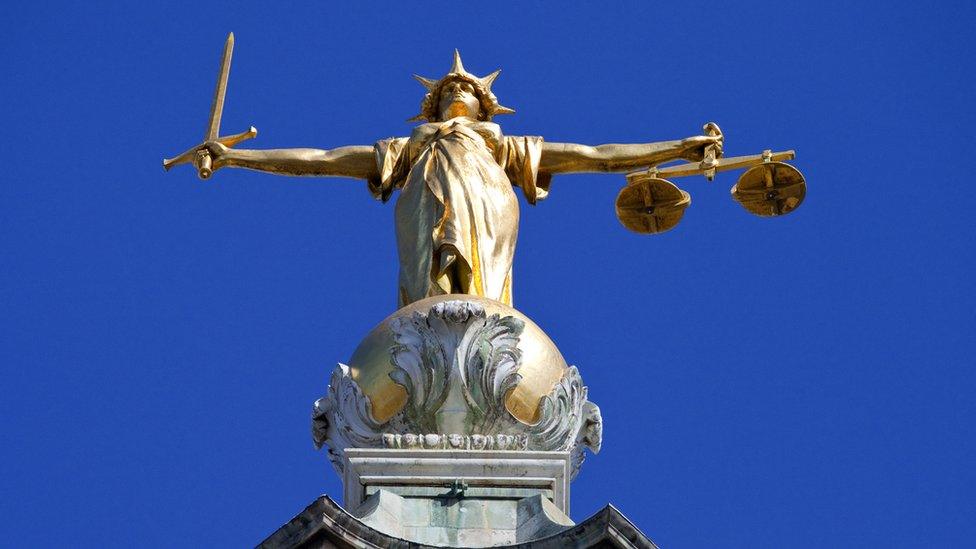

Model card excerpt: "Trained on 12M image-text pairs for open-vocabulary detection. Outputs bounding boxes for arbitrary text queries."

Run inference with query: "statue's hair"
[409,50,515,123]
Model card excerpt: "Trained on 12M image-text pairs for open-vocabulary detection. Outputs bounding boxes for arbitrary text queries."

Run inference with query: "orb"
[347,295,568,425]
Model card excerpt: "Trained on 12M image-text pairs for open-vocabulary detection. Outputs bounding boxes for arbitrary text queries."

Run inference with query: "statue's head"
[436,78,481,121]
[410,50,515,123]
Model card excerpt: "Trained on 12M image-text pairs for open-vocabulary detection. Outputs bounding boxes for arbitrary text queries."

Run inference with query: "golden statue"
[165,35,805,307]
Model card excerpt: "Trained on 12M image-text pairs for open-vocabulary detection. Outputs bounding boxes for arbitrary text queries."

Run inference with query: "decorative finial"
[480,69,501,89]
[450,49,466,75]
[412,75,438,91]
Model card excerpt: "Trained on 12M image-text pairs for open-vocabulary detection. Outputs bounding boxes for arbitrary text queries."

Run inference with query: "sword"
[162,32,257,179]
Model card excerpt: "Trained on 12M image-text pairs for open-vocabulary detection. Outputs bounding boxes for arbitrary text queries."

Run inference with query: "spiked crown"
[410,50,515,122]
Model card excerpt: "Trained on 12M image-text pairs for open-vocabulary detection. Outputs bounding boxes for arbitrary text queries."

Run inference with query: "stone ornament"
[389,300,523,434]
[312,300,601,478]
[381,433,529,451]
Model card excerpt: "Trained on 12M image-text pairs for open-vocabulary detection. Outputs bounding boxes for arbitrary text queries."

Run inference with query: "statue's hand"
[201,141,231,170]
[679,134,723,162]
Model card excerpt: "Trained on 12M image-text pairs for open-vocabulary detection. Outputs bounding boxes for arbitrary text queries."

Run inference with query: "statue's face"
[438,79,481,120]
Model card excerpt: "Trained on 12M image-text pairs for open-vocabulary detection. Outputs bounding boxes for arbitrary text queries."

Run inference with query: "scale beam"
[650,150,796,179]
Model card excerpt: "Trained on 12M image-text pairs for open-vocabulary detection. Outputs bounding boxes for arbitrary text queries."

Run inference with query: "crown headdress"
[409,50,516,122]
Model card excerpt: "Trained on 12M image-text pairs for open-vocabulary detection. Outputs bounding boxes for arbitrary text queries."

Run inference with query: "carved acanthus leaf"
[312,363,391,473]
[458,312,524,431]
[389,303,485,431]
[525,365,603,479]
[528,365,586,451]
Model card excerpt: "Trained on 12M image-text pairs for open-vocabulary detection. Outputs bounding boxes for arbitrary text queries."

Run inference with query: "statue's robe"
[369,117,549,307]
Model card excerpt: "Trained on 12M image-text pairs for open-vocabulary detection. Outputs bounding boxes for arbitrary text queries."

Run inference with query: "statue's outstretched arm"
[539,134,722,175]
[206,142,379,180]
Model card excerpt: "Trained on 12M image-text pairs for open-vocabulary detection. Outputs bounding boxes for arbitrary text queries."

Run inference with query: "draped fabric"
[368,118,547,307]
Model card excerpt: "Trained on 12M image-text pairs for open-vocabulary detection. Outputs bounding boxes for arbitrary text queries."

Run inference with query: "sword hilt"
[162,126,257,178]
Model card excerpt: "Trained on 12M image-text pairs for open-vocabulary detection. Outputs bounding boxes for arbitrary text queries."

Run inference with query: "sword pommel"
[196,150,214,179]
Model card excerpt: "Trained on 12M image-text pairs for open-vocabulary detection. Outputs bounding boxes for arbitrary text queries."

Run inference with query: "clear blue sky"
[2,2,973,547]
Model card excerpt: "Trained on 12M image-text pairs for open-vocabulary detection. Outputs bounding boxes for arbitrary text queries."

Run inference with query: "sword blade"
[205,32,234,142]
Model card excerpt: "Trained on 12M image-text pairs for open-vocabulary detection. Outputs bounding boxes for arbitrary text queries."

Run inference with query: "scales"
[616,124,807,234]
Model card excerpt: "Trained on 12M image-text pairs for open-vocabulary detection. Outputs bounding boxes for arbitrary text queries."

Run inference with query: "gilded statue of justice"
[164,34,807,308]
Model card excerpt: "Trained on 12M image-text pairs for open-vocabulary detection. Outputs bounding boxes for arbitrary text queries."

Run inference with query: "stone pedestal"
[337,449,574,546]
[349,487,573,546]
[343,449,572,514]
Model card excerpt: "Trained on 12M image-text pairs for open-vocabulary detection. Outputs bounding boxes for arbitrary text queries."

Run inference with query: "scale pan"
[616,174,691,234]
[731,162,806,217]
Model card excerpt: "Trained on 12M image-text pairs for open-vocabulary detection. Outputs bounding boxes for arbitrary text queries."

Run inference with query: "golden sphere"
[347,295,568,425]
